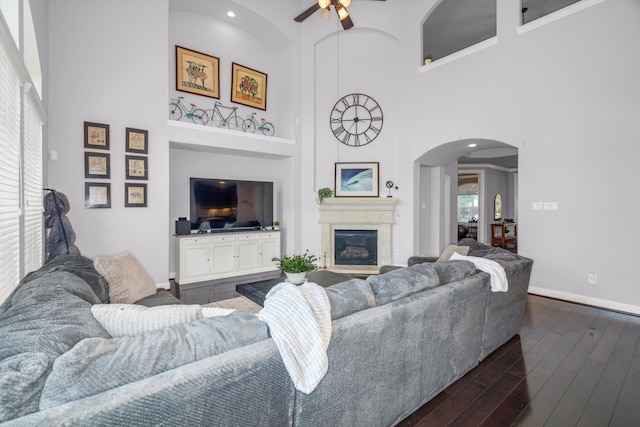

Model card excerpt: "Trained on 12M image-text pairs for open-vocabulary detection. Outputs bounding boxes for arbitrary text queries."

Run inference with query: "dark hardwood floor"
[398,295,640,427]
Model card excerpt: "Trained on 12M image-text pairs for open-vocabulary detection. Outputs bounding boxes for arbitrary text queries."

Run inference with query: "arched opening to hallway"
[414,139,518,257]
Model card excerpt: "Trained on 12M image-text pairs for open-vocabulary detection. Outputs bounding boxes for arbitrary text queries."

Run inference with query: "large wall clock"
[330,93,383,147]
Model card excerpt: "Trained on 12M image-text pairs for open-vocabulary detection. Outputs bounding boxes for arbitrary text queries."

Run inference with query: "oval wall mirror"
[494,194,502,221]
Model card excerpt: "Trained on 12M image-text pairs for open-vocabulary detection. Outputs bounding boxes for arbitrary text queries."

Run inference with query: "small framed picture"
[125,155,148,180]
[125,128,148,154]
[335,162,380,197]
[176,45,220,99]
[85,182,111,209]
[125,183,147,207]
[84,121,110,150]
[231,62,268,110]
[84,152,110,179]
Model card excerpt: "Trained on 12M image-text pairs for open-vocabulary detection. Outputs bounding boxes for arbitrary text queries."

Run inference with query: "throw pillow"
[437,245,470,262]
[91,304,203,337]
[40,311,269,409]
[93,252,157,304]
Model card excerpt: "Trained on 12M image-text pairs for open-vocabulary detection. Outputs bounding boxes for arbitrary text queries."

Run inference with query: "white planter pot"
[284,272,307,285]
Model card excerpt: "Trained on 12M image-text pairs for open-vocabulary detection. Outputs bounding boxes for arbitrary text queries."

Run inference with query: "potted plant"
[273,251,318,284]
[272,220,280,230]
[317,187,333,203]
[423,54,433,65]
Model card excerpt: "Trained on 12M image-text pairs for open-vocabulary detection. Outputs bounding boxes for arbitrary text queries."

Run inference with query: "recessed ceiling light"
[467,143,477,148]
[227,11,236,18]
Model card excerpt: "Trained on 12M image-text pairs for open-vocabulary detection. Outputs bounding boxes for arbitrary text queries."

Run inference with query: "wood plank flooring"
[398,295,640,427]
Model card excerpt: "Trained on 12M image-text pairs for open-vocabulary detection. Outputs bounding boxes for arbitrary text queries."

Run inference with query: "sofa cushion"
[366,263,439,305]
[436,244,470,262]
[0,352,52,422]
[325,278,376,320]
[39,311,268,409]
[430,260,477,284]
[0,271,110,420]
[12,255,110,306]
[135,289,182,306]
[93,252,157,304]
[0,271,110,362]
[91,304,204,337]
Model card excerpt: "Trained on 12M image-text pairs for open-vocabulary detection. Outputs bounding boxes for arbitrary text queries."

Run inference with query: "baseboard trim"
[528,286,640,316]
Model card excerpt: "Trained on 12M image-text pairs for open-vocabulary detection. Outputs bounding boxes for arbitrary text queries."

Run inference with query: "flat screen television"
[189,178,274,231]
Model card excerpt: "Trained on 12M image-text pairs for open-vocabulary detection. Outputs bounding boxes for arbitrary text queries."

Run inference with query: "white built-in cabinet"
[174,231,280,285]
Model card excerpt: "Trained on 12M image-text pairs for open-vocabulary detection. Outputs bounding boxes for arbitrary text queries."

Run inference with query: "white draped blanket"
[450,252,509,292]
[257,281,332,394]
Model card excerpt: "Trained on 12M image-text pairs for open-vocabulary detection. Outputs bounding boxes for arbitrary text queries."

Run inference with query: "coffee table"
[236,270,352,307]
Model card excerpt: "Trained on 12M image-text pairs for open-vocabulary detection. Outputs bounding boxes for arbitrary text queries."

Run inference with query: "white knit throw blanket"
[450,252,509,292]
[257,281,331,394]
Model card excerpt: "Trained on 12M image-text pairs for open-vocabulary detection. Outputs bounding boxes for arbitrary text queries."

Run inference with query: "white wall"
[47,0,170,285]
[408,0,640,313]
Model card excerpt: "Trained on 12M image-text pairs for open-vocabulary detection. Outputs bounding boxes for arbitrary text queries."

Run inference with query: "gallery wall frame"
[85,182,111,209]
[125,183,147,207]
[231,62,267,110]
[84,152,110,179]
[125,155,148,180]
[334,162,380,197]
[84,121,109,150]
[176,45,220,99]
[125,127,148,154]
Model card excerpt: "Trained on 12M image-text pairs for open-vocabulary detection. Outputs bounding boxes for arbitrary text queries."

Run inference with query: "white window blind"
[0,37,21,303]
[0,5,46,305]
[23,91,43,274]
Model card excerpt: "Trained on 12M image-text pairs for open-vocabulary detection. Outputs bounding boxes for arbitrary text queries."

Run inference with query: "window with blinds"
[0,8,45,304]
[0,39,21,303]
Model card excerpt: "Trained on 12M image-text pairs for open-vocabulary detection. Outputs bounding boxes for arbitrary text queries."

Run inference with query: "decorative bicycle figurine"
[169,96,208,125]
[205,101,242,130]
[243,112,275,136]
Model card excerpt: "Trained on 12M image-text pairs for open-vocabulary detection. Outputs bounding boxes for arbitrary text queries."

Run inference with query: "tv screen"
[190,178,274,231]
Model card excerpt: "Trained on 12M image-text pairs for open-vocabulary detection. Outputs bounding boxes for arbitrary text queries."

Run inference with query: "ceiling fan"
[294,0,355,30]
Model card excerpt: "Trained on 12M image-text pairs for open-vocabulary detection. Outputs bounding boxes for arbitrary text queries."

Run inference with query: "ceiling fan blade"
[341,14,354,30]
[294,3,321,22]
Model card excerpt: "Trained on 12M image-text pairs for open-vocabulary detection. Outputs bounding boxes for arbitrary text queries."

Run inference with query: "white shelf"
[168,120,295,159]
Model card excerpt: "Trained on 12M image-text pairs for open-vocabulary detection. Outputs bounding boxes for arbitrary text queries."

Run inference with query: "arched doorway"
[414,139,517,256]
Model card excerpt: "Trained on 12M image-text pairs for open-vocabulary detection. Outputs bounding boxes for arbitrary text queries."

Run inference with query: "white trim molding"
[517,0,606,36]
[528,286,640,316]
[419,37,498,73]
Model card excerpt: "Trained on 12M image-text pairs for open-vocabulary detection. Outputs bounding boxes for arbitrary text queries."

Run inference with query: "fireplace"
[317,197,397,274]
[334,230,377,266]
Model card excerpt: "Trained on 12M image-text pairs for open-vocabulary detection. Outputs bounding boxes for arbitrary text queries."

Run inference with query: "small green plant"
[273,251,318,273]
[273,221,280,227]
[317,187,333,203]
[424,54,433,62]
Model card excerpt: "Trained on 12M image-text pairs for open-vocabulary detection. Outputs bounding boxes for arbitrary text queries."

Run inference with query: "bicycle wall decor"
[169,97,276,136]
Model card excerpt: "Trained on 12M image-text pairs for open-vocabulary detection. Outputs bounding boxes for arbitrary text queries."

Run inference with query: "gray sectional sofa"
[0,244,532,426]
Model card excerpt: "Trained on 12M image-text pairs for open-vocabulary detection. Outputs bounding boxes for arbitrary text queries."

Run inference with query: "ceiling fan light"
[339,0,351,8]
[336,5,349,21]
[320,7,331,20]
[318,0,330,9]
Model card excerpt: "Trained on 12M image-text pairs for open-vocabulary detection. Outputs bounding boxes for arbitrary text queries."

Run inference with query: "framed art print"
[125,155,148,180]
[126,128,148,154]
[85,182,111,209]
[125,183,147,207]
[334,162,380,197]
[176,46,220,99]
[84,121,109,150]
[84,152,110,179]
[231,62,267,110]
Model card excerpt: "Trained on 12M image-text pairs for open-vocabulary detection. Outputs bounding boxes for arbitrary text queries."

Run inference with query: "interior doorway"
[415,139,517,256]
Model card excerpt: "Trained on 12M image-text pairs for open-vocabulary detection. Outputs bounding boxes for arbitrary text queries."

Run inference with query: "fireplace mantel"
[316,197,397,275]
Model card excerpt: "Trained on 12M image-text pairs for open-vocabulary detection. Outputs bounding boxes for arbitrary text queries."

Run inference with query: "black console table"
[236,270,352,307]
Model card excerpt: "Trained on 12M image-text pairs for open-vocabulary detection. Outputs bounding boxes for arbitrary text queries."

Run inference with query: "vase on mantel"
[284,272,307,285]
